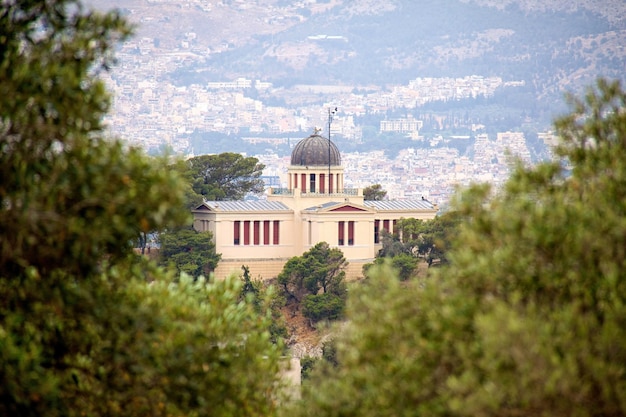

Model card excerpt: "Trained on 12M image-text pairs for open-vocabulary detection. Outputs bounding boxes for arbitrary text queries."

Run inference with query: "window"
[234,221,240,245]
[253,221,260,245]
[319,173,325,194]
[263,221,270,245]
[301,174,306,192]
[348,221,355,245]
[310,173,316,193]
[383,219,390,233]
[374,220,380,244]
[273,220,280,245]
[338,221,345,245]
[243,221,250,245]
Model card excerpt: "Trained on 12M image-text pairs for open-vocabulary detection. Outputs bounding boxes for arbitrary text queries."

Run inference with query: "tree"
[364,253,419,281]
[158,227,221,277]
[0,2,283,415]
[300,339,339,382]
[239,266,288,346]
[364,214,461,280]
[171,158,209,209]
[278,242,347,303]
[363,183,387,200]
[289,79,626,417]
[407,212,461,266]
[185,153,266,201]
[278,242,348,323]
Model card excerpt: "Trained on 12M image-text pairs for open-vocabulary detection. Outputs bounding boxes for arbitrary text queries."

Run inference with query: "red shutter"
[243,221,250,245]
[348,221,355,245]
[338,221,345,245]
[234,221,240,245]
[263,221,270,245]
[273,220,280,245]
[253,221,260,245]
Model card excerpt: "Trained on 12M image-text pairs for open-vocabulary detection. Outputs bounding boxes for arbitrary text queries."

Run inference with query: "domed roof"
[290,134,341,166]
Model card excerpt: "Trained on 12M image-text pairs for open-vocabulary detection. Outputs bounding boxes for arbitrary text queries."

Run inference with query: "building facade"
[193,133,438,280]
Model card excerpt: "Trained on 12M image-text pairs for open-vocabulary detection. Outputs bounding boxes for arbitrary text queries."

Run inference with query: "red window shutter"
[338,221,345,245]
[348,221,355,245]
[263,221,270,245]
[273,220,280,245]
[243,221,250,245]
[253,221,260,245]
[234,221,240,245]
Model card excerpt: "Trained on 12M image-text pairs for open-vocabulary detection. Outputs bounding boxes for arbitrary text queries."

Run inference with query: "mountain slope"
[91,0,626,102]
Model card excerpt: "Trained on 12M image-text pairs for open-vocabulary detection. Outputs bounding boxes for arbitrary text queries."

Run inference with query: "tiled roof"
[365,199,435,211]
[199,200,292,212]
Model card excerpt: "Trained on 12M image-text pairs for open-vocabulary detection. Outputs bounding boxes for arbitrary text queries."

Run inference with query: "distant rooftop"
[365,199,435,211]
[195,201,292,212]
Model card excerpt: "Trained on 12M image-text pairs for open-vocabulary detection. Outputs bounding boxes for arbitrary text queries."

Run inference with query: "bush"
[302,293,345,323]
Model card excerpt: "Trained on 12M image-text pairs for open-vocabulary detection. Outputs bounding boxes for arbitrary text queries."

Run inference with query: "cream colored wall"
[302,211,376,259]
[212,258,371,282]
[212,258,292,281]
[193,210,296,260]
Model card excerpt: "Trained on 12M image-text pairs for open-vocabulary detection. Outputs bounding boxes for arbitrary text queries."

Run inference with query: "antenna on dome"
[328,106,337,194]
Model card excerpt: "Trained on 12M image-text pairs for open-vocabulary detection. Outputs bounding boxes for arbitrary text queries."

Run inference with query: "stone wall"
[212,258,370,281]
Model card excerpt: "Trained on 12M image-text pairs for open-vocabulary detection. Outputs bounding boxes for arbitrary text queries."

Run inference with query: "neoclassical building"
[193,133,438,280]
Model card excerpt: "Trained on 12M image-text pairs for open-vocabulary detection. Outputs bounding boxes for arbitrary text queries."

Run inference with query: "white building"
[193,133,438,280]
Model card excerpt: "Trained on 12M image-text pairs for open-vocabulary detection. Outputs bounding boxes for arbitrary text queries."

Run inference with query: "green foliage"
[158,227,221,277]
[388,253,419,281]
[302,293,345,323]
[240,265,262,305]
[290,79,626,417]
[184,152,266,201]
[415,211,462,266]
[278,242,347,324]
[391,214,461,265]
[363,183,387,201]
[239,266,289,346]
[278,242,347,305]
[170,159,206,209]
[0,1,283,415]
[0,1,187,277]
[288,264,458,417]
[365,214,461,280]
[73,273,281,417]
[300,339,339,382]
[364,254,419,281]
[300,356,318,382]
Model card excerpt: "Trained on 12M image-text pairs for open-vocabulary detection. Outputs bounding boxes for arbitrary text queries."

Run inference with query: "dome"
[290,134,341,166]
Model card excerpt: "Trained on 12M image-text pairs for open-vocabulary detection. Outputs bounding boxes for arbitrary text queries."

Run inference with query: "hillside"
[90,0,626,103]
